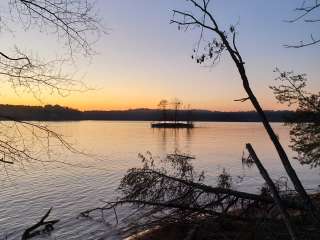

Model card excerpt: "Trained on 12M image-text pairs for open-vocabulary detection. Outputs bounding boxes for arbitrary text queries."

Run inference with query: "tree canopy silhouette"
[271,69,320,168]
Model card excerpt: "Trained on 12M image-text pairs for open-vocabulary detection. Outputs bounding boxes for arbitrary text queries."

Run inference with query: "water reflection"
[154,128,194,153]
[1,122,319,240]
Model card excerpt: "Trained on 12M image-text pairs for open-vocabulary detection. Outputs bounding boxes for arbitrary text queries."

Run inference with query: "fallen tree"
[81,152,319,239]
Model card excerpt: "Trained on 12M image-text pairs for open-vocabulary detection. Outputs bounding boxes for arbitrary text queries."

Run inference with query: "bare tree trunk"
[171,0,319,222]
[219,32,319,222]
[246,143,297,240]
[238,62,319,222]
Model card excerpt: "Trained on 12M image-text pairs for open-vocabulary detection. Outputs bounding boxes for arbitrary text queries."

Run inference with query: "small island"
[151,99,194,128]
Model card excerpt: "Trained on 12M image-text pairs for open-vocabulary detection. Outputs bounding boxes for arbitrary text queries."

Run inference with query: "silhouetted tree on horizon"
[158,99,169,122]
[172,98,182,123]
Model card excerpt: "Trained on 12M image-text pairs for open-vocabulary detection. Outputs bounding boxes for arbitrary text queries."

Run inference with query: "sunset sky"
[1,0,319,111]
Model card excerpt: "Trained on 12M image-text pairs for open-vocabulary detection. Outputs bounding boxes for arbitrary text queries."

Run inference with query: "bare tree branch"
[0,48,88,100]
[285,0,320,48]
[8,0,102,56]
[0,0,102,168]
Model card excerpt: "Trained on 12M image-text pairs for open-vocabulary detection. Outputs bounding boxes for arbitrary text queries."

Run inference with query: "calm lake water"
[0,121,319,239]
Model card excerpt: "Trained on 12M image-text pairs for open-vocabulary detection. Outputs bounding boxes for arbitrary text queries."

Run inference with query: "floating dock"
[151,122,194,128]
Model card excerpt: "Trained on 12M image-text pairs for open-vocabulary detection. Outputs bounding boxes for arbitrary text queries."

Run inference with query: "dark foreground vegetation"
[81,153,320,240]
[0,104,296,122]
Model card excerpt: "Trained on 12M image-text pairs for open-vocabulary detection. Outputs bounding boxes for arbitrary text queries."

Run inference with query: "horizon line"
[0,103,292,113]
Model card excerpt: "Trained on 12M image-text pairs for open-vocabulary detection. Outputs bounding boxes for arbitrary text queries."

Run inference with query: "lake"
[0,121,319,239]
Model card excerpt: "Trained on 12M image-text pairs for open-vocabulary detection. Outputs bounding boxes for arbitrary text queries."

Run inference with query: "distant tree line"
[0,104,299,122]
[0,104,82,121]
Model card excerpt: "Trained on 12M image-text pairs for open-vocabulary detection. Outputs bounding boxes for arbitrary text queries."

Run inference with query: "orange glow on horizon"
[0,82,292,112]
[1,96,290,112]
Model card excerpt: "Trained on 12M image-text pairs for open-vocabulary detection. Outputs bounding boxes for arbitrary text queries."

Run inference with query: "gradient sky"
[1,0,319,111]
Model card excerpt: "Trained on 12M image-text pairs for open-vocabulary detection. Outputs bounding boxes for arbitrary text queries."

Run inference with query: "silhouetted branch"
[0,1,102,168]
[0,113,88,170]
[0,49,88,100]
[0,51,31,64]
[234,97,250,102]
[285,0,320,48]
[0,0,102,97]
[288,0,320,23]
[271,69,320,112]
[8,0,102,56]
[22,208,59,240]
[0,158,14,164]
[284,36,320,48]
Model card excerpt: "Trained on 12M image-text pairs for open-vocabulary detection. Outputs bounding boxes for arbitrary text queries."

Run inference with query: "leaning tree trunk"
[246,144,297,240]
[171,0,319,222]
[218,31,319,222]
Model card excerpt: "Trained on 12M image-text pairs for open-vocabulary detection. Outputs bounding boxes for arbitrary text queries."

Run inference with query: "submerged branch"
[22,208,59,240]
